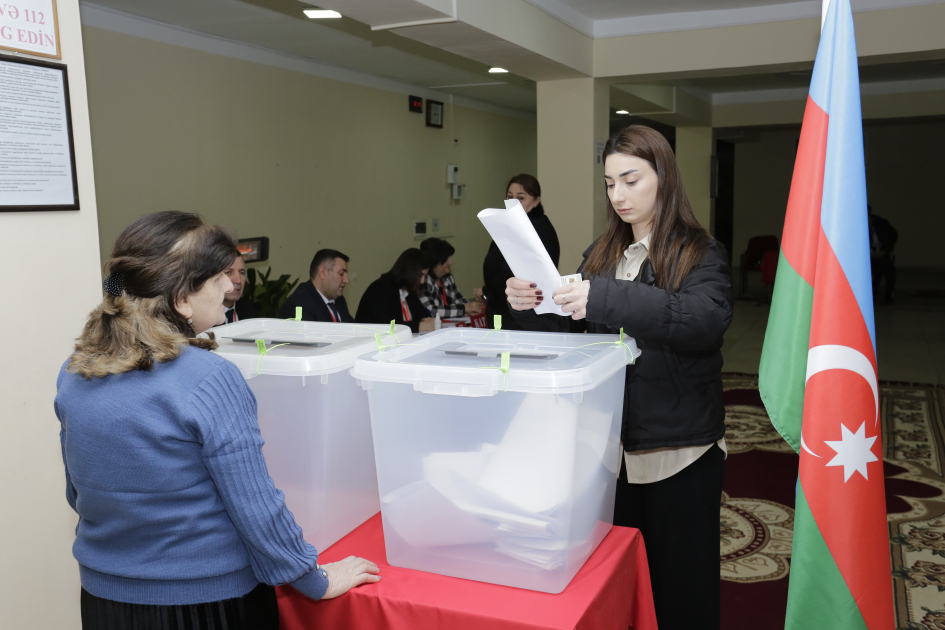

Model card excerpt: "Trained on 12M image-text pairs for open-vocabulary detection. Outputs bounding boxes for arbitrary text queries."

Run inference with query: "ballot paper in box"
[213,319,413,553]
[351,328,640,593]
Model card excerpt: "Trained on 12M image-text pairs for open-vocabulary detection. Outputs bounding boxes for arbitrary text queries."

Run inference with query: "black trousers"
[80,583,279,630]
[615,444,726,630]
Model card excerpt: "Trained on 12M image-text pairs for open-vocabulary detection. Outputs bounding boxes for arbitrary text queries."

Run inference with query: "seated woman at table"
[356,248,436,333]
[418,237,483,320]
[55,211,380,630]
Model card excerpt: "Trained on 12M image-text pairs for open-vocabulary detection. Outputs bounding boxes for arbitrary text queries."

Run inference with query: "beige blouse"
[617,233,726,484]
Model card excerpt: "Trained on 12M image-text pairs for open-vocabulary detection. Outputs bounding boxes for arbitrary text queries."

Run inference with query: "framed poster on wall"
[0,0,61,59]
[426,99,444,128]
[0,55,79,211]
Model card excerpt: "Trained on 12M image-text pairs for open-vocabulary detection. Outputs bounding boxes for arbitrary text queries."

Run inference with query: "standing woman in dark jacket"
[481,174,559,329]
[356,248,436,334]
[506,126,733,630]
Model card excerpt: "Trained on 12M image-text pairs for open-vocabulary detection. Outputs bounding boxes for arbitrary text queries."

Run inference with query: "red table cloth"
[277,513,657,630]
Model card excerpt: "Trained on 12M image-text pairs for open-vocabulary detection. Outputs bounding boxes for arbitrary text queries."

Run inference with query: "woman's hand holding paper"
[505,278,543,311]
[553,280,590,320]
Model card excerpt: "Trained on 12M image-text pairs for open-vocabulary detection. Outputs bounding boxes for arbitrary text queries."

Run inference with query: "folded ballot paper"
[381,393,615,571]
[478,199,567,316]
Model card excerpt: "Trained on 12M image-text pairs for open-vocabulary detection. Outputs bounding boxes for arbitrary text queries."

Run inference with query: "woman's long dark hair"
[583,125,711,291]
[384,248,434,292]
[69,211,239,378]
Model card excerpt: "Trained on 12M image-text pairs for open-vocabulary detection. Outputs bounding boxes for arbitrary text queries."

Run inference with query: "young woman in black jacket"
[356,248,436,334]
[481,174,559,330]
[506,126,734,630]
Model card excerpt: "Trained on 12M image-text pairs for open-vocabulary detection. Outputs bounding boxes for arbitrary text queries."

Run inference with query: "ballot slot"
[443,350,556,360]
[433,341,608,363]
[356,329,639,396]
[229,337,332,348]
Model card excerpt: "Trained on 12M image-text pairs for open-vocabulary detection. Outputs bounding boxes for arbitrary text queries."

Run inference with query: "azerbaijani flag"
[758,0,894,628]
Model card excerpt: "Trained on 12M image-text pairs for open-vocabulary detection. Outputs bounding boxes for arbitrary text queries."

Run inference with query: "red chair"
[740,235,779,294]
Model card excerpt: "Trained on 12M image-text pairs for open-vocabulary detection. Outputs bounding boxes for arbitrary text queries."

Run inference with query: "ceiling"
[522,0,945,37]
[81,0,538,114]
[82,0,945,120]
[526,0,806,21]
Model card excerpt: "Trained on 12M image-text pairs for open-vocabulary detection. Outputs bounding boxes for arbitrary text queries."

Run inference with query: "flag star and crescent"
[758,0,894,628]
[823,423,879,483]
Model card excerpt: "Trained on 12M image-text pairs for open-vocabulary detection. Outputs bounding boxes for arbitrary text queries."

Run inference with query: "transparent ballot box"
[350,328,640,593]
[213,319,413,552]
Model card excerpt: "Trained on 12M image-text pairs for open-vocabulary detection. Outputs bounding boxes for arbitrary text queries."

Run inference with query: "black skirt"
[80,583,280,630]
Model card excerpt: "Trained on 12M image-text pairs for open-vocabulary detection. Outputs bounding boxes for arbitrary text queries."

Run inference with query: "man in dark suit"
[221,253,258,324]
[278,249,354,322]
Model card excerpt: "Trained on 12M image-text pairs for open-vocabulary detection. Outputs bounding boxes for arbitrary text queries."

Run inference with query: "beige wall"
[0,1,99,627]
[731,119,945,270]
[82,26,537,311]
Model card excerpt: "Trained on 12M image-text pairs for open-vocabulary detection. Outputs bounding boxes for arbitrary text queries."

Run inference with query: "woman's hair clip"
[103,273,124,297]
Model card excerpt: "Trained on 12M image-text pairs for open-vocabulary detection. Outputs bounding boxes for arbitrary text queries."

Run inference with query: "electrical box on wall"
[446,164,458,184]
[451,184,466,200]
[414,220,427,237]
[409,95,423,113]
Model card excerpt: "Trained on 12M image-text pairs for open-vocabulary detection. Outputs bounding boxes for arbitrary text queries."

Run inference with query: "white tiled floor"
[721,269,945,384]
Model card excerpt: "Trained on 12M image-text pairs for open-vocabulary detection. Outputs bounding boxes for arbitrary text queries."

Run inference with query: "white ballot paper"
[478,200,567,316]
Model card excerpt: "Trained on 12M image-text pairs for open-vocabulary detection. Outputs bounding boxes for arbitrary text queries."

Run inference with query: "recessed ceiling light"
[616,110,629,114]
[304,9,341,18]
[488,67,509,73]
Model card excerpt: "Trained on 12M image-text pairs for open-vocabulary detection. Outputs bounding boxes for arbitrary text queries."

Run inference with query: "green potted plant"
[244,267,299,318]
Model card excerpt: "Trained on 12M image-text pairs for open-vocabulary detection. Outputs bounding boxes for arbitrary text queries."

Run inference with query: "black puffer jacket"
[510,235,734,451]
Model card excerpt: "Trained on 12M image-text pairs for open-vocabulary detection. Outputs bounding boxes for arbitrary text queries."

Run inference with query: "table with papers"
[276,513,658,630]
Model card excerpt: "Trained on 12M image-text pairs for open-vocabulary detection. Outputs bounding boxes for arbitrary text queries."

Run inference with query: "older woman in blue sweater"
[55,211,379,629]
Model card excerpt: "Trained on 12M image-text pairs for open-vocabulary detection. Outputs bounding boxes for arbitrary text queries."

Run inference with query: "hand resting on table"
[321,555,381,599]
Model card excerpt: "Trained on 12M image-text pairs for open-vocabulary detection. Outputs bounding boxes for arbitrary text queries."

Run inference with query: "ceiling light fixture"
[616,110,629,114]
[304,9,342,18]
[488,67,509,73]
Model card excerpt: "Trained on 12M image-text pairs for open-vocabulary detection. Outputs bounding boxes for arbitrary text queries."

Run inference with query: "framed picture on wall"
[426,100,444,128]
[0,55,79,212]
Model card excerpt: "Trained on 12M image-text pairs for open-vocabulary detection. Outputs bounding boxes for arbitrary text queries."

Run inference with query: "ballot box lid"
[212,319,413,377]
[350,328,639,397]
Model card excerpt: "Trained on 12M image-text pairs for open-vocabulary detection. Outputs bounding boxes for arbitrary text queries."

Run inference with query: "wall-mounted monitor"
[238,236,269,262]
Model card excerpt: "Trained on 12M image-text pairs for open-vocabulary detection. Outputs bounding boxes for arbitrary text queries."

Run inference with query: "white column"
[675,126,715,232]
[0,1,100,627]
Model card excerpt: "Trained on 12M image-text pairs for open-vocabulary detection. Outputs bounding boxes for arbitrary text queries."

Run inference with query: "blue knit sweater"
[54,345,330,605]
